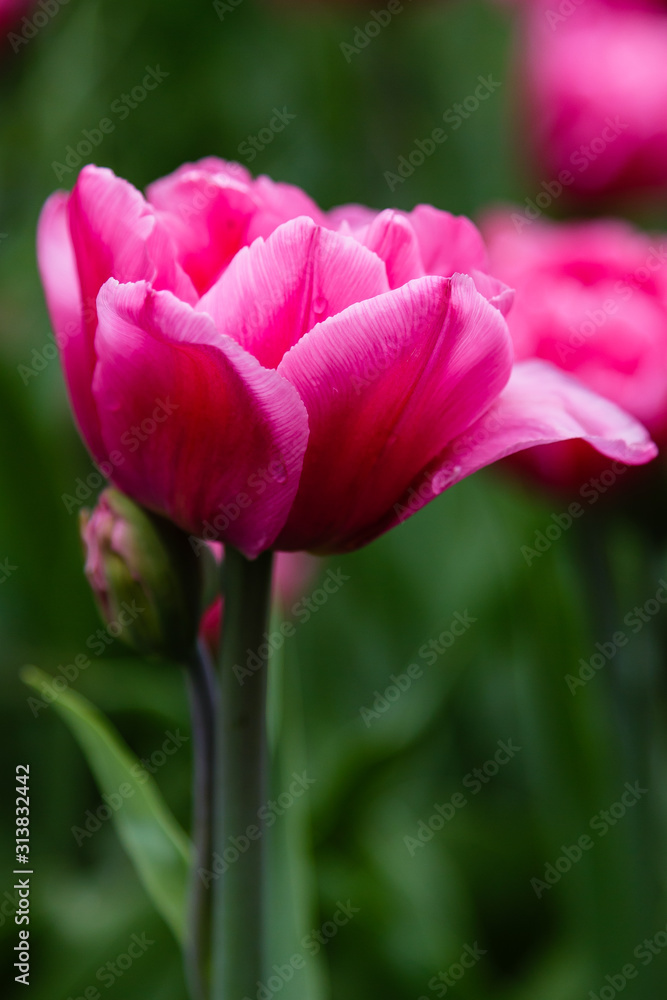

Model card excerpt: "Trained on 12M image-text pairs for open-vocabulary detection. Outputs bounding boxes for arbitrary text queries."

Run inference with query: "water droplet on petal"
[312,295,327,316]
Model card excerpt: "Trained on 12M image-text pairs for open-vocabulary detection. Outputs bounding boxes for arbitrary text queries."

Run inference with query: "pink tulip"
[38,162,656,555]
[519,0,667,200]
[483,209,667,488]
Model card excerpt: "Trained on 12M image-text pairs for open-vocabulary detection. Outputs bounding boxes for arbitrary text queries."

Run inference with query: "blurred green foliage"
[1,1,666,998]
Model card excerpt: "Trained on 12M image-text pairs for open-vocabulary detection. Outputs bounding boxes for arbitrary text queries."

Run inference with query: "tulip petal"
[245,175,327,241]
[442,359,659,477]
[328,203,379,232]
[275,274,513,552]
[357,359,658,550]
[357,210,425,288]
[37,192,107,460]
[197,217,390,369]
[147,157,253,195]
[330,203,491,280]
[92,280,309,557]
[406,204,489,275]
[147,161,258,295]
[68,165,197,311]
[470,270,515,317]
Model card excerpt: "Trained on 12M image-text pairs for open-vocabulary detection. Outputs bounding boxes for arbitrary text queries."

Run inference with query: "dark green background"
[1,1,666,998]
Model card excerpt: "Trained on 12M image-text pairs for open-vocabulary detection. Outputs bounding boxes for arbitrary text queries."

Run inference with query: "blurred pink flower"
[37,161,656,554]
[1,0,35,40]
[483,209,667,487]
[519,0,667,200]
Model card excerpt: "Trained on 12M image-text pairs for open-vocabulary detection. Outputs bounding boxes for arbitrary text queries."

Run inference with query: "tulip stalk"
[185,642,218,1000]
[212,546,274,1000]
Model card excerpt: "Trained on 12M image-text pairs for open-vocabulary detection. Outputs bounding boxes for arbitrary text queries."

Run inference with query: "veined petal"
[246,175,327,241]
[92,280,309,557]
[37,192,107,460]
[275,274,513,552]
[357,210,425,288]
[68,165,197,314]
[446,359,658,475]
[408,204,489,276]
[147,161,258,295]
[147,158,253,197]
[197,217,390,369]
[328,203,379,233]
[362,358,658,548]
[332,360,657,552]
[470,270,515,317]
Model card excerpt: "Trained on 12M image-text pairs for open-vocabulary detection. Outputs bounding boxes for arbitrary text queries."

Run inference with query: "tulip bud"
[80,488,203,660]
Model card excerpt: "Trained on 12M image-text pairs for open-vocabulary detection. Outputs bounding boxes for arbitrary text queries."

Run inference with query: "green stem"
[185,642,218,1000]
[212,546,274,1000]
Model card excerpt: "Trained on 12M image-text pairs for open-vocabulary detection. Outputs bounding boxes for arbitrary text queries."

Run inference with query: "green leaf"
[21,665,192,943]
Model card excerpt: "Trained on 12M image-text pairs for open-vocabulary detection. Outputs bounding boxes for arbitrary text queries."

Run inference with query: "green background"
[1,1,666,998]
